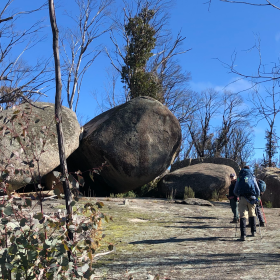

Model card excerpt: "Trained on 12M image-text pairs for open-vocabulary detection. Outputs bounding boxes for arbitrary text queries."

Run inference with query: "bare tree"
[60,0,113,112]
[102,67,124,108]
[187,88,220,158]
[176,132,197,160]
[0,1,51,107]
[48,0,73,246]
[212,91,252,157]
[185,89,253,161]
[224,126,254,167]
[250,81,280,166]
[204,0,280,165]
[206,0,280,90]
[90,67,124,114]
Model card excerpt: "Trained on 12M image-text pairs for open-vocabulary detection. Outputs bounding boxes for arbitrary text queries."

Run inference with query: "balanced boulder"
[158,163,235,199]
[0,102,80,191]
[258,167,280,208]
[68,97,182,193]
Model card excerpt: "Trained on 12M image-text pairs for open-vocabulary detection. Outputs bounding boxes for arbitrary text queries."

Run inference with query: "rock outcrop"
[171,157,240,177]
[258,167,280,208]
[68,97,182,193]
[0,102,80,191]
[175,198,214,207]
[158,163,235,199]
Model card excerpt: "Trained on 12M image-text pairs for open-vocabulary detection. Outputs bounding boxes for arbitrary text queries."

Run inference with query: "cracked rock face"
[0,102,80,190]
[68,97,182,193]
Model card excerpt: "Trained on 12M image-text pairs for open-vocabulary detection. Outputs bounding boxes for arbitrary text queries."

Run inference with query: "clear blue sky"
[3,0,280,161]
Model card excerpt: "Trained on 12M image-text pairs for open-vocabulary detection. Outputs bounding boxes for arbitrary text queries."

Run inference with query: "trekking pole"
[260,200,267,225]
[235,222,237,238]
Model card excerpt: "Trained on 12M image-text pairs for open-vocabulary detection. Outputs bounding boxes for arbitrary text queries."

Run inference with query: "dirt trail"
[90,198,280,280]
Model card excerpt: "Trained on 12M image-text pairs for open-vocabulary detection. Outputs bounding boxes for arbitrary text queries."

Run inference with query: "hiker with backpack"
[246,179,267,228]
[227,173,239,223]
[234,166,260,241]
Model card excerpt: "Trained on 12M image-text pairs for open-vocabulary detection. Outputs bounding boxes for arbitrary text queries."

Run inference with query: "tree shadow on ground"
[104,252,280,270]
[183,216,220,220]
[164,224,235,229]
[129,236,235,245]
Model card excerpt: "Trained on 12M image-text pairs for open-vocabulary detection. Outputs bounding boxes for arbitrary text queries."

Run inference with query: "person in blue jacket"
[234,165,260,241]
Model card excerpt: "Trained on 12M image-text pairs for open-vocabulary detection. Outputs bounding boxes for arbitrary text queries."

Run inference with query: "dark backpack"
[258,179,266,193]
[237,169,256,197]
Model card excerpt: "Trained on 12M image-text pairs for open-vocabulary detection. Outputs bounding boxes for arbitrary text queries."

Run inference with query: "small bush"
[211,189,220,201]
[123,191,137,198]
[110,191,137,198]
[263,201,273,208]
[184,186,195,199]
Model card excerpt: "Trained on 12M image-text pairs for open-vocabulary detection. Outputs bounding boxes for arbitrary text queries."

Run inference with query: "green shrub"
[110,191,137,198]
[263,201,273,208]
[184,186,195,199]
[123,191,137,198]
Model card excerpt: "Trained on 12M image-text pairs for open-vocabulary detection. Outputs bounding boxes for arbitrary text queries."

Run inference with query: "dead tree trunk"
[48,0,73,241]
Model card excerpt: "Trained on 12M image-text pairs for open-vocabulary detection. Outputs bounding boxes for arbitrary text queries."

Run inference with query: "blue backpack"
[237,168,256,197]
[258,179,266,193]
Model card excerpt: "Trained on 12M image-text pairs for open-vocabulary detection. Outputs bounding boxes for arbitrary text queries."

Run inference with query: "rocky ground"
[42,197,280,279]
[95,198,280,280]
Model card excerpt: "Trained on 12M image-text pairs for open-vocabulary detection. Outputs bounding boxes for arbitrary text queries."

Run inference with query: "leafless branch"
[206,0,279,10]
[61,0,113,111]
[0,1,51,106]
[0,1,47,23]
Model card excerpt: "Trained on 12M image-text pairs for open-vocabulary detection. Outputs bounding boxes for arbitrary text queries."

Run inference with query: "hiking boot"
[240,235,246,241]
[260,222,265,227]
[230,218,239,223]
[240,218,246,238]
[249,216,256,236]
[251,232,255,237]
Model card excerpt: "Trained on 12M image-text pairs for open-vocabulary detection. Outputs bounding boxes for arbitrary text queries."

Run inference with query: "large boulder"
[171,157,240,177]
[0,102,80,191]
[158,163,235,199]
[68,97,182,193]
[258,167,280,208]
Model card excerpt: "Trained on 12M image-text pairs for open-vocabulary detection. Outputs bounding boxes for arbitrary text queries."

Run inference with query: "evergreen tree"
[264,128,278,167]
[121,7,163,101]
